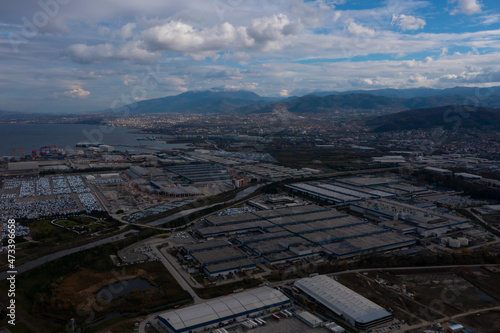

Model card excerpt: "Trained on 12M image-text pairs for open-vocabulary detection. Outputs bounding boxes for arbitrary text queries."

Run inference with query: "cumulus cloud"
[119,22,136,39]
[391,14,426,31]
[346,21,374,37]
[279,89,289,97]
[142,21,236,53]
[56,87,90,99]
[67,43,115,64]
[450,0,482,15]
[67,42,158,64]
[407,73,435,86]
[239,14,303,51]
[401,56,433,68]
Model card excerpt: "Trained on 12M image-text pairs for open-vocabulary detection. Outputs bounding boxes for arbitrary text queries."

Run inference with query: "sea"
[0,123,190,156]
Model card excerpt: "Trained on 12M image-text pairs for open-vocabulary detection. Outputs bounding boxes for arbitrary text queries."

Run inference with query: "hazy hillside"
[309,86,500,99]
[236,93,500,115]
[366,105,500,132]
[109,89,278,114]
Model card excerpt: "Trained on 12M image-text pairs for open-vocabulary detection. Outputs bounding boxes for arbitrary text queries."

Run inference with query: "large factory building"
[158,287,290,333]
[295,275,392,330]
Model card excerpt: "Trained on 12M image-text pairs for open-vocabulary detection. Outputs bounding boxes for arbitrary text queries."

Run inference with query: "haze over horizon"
[1,0,500,113]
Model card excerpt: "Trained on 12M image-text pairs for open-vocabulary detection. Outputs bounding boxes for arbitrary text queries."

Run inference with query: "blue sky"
[0,0,499,113]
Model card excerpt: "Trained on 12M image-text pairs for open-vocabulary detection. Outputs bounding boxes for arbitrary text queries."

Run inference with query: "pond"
[96,277,158,302]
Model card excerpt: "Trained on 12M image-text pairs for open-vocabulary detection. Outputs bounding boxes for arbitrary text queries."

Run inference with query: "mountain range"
[107,86,500,115]
[307,85,500,99]
[3,86,500,118]
[366,105,500,132]
[107,89,279,114]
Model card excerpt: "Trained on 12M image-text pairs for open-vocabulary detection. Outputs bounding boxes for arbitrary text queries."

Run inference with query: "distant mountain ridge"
[366,105,500,132]
[308,85,500,99]
[102,85,500,116]
[235,93,500,115]
[0,109,17,115]
[107,89,279,114]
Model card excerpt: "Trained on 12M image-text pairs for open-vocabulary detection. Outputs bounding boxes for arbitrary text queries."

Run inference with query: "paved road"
[0,229,138,280]
[138,244,204,333]
[151,244,201,303]
[147,183,268,227]
[271,263,500,286]
[399,305,500,333]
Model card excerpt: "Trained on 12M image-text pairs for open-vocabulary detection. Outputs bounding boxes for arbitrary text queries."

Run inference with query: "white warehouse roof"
[294,275,391,326]
[159,287,289,332]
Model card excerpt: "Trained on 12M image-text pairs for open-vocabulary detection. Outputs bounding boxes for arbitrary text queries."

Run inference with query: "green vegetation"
[268,251,500,282]
[415,171,500,201]
[0,214,124,270]
[270,147,380,170]
[0,228,177,333]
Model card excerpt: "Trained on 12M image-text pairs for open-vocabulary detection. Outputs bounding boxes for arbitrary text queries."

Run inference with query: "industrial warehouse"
[192,203,416,267]
[164,164,233,184]
[294,275,393,330]
[350,198,472,237]
[157,287,291,333]
[286,175,429,204]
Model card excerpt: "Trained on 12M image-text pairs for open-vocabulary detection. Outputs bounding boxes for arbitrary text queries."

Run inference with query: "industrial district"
[1,126,500,333]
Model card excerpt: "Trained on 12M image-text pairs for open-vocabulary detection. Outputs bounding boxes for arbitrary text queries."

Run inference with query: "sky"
[1,0,500,113]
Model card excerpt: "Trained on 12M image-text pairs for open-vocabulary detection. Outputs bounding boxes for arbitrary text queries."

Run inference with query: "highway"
[138,243,204,333]
[0,229,138,280]
[147,183,268,226]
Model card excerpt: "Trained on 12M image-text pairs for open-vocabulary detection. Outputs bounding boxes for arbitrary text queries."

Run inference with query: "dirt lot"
[337,273,432,325]
[397,270,498,314]
[483,213,500,227]
[458,310,500,333]
[336,267,500,326]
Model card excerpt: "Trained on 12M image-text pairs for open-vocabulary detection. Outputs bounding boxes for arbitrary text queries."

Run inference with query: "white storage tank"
[458,237,469,246]
[448,239,461,248]
[441,237,450,245]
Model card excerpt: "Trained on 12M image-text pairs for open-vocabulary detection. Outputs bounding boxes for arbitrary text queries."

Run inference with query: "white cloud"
[450,0,482,15]
[279,89,289,97]
[67,41,159,64]
[391,14,426,31]
[401,56,433,68]
[67,43,115,64]
[481,14,500,25]
[119,23,136,39]
[239,14,303,51]
[346,21,374,37]
[59,88,90,99]
[143,21,236,54]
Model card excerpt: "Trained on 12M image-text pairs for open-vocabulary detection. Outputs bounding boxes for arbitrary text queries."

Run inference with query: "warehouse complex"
[351,198,471,237]
[194,203,416,263]
[158,287,291,333]
[165,164,232,184]
[295,275,393,330]
[286,175,429,204]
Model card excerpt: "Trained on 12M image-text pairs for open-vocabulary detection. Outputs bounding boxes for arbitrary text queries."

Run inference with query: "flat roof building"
[158,287,291,333]
[424,166,452,176]
[7,161,39,171]
[295,275,392,330]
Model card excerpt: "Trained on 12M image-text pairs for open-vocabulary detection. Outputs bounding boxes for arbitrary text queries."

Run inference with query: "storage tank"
[458,237,469,246]
[448,239,461,248]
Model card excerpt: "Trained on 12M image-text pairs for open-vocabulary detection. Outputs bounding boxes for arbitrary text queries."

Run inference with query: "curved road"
[0,229,137,280]
[147,183,268,227]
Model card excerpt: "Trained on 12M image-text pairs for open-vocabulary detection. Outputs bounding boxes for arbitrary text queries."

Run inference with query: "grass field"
[0,230,187,332]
